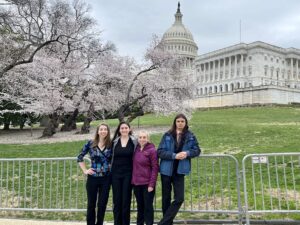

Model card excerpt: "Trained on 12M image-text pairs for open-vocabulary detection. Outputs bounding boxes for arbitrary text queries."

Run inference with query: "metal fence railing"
[0,157,88,212]
[1,153,300,225]
[242,153,300,225]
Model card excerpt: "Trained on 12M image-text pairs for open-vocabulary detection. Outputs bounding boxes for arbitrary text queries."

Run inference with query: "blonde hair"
[138,130,151,143]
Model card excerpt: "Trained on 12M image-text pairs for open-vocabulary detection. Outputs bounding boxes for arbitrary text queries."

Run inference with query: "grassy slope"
[0,106,300,221]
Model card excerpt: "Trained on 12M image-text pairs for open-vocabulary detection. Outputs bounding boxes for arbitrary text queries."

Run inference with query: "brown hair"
[92,123,111,148]
[112,121,133,141]
[168,113,189,136]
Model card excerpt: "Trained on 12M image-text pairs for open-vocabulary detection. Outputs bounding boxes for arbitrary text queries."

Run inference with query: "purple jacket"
[131,143,159,188]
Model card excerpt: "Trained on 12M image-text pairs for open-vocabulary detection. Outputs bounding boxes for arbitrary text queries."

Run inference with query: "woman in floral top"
[77,123,112,225]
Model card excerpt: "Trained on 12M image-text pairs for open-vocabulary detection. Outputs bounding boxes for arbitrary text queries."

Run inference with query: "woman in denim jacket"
[157,114,201,225]
[77,123,112,225]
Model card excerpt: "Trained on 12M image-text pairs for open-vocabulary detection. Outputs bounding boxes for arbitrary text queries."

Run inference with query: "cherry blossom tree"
[0,0,104,78]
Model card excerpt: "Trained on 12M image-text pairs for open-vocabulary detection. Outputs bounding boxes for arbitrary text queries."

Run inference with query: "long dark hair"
[168,113,189,136]
[92,123,111,148]
[112,121,133,141]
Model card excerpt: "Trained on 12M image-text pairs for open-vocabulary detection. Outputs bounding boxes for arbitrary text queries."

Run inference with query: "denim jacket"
[157,131,200,176]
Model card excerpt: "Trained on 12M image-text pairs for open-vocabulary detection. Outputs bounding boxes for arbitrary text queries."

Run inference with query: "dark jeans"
[86,175,111,225]
[158,174,185,225]
[133,185,155,225]
[112,174,132,225]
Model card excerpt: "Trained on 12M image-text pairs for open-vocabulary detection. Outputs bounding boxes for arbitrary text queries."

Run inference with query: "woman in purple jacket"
[132,130,159,225]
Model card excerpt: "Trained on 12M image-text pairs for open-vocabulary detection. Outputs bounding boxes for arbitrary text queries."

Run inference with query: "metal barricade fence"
[242,153,300,225]
[0,157,89,212]
[0,155,243,223]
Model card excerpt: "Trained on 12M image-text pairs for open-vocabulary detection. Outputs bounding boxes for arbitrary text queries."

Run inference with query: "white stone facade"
[192,42,300,107]
[161,3,300,108]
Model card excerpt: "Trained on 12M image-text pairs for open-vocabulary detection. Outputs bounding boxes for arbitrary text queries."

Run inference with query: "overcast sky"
[2,0,300,60]
[87,0,300,61]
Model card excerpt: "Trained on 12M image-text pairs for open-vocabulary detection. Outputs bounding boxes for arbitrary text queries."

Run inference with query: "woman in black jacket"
[111,121,137,225]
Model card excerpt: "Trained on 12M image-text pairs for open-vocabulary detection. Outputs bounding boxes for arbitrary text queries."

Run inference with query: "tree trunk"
[40,113,59,138]
[61,108,79,132]
[126,108,144,123]
[3,122,10,130]
[79,103,94,134]
[19,116,26,130]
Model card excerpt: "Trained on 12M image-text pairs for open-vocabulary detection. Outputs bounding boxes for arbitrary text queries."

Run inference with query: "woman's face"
[119,124,130,136]
[138,133,148,147]
[175,117,186,130]
[98,125,108,138]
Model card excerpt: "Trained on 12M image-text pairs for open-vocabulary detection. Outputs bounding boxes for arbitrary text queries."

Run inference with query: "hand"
[175,152,187,160]
[148,187,154,192]
[84,168,95,175]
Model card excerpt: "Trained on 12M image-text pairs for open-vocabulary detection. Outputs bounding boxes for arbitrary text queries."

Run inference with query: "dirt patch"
[0,126,168,145]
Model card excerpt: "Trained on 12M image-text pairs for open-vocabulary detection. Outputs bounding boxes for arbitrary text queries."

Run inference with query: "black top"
[172,132,185,176]
[112,138,134,177]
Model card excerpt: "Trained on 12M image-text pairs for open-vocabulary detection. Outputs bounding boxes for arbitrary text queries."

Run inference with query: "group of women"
[77,114,201,225]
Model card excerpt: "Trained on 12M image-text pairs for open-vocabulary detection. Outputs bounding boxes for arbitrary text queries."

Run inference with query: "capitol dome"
[162,2,198,64]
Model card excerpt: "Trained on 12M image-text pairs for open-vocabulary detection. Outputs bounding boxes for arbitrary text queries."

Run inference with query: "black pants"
[112,174,132,225]
[86,175,111,225]
[158,174,185,225]
[133,185,155,225]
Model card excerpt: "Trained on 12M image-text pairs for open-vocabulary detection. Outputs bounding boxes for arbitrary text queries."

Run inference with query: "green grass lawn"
[0,106,300,222]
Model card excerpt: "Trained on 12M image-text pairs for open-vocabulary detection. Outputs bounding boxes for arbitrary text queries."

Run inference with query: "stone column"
[291,58,294,80]
[212,60,215,82]
[203,63,206,83]
[241,54,244,77]
[296,59,299,81]
[234,55,237,78]
[229,56,232,79]
[208,61,211,83]
[223,58,226,80]
[218,59,221,81]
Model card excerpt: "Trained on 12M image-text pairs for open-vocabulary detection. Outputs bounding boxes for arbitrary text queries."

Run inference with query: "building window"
[249,56,252,60]
[265,56,267,61]
[249,66,252,75]
[271,58,273,62]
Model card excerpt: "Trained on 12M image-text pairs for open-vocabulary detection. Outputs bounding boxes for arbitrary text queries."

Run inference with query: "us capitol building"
[161,3,300,108]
